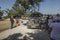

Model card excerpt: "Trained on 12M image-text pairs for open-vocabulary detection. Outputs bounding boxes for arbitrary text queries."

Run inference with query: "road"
[0,20,50,40]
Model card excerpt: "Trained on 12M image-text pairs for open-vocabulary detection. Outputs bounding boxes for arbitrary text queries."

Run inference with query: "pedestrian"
[48,16,60,40]
[45,16,49,31]
[10,16,14,29]
[48,16,53,34]
[15,17,20,26]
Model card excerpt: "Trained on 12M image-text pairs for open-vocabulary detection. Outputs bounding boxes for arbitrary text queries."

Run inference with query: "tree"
[5,9,16,17]
[0,7,3,19]
[15,0,43,12]
[12,5,25,16]
[11,0,43,18]
[5,7,25,18]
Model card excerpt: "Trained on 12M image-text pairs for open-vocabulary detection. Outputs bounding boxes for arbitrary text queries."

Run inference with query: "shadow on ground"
[26,30,50,40]
[2,33,23,40]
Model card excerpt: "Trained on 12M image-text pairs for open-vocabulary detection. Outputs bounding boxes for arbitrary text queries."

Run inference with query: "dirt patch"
[0,20,16,32]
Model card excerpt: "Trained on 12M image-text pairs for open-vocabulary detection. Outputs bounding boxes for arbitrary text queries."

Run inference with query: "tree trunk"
[38,3,40,11]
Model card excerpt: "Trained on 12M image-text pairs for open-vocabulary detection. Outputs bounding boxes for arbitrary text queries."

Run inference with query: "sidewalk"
[0,20,50,40]
[0,22,37,40]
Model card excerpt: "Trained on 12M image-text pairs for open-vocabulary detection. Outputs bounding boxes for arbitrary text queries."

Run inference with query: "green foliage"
[5,9,16,17]
[13,5,25,16]
[4,0,43,18]
[16,0,43,11]
[7,10,14,16]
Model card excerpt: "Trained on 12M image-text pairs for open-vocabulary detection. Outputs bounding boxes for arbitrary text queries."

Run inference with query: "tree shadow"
[26,30,50,40]
[2,33,23,40]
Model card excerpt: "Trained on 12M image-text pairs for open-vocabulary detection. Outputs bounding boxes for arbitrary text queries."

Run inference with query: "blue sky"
[0,0,60,14]
[40,0,60,14]
[0,0,16,10]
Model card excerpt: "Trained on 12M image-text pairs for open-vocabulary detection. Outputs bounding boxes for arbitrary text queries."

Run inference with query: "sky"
[0,0,60,14]
[40,0,60,14]
[0,0,16,10]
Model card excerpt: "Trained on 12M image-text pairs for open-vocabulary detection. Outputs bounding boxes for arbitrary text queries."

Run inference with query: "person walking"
[48,16,60,40]
[10,16,14,29]
[15,17,20,26]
